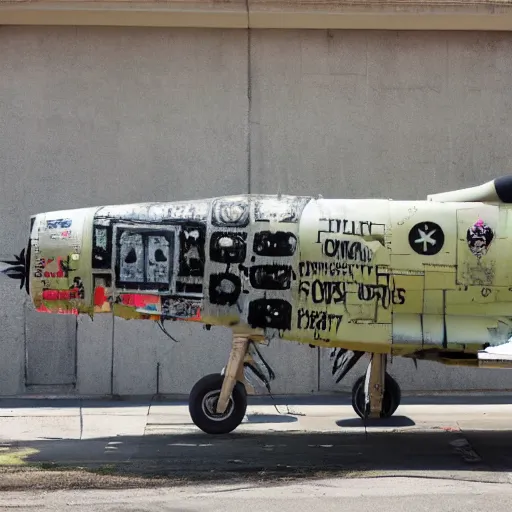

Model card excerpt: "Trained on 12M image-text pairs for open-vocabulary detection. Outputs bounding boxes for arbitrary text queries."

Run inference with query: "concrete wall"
[1,26,512,396]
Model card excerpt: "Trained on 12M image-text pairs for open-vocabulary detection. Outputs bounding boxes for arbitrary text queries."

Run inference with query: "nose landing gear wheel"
[351,373,401,419]
[189,373,247,434]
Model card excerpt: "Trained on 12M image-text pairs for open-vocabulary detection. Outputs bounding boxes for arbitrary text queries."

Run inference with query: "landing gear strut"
[351,353,401,419]
[189,336,250,435]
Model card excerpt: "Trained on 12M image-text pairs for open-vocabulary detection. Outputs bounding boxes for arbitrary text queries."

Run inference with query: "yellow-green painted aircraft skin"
[5,177,512,366]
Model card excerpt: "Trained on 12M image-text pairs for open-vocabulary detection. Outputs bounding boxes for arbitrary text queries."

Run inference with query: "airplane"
[3,175,512,435]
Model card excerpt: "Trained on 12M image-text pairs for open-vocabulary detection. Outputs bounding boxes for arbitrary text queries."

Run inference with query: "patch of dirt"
[0,465,368,491]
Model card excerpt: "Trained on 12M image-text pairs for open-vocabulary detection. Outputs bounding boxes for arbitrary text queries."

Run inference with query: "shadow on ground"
[245,413,298,423]
[1,428,512,490]
[336,416,416,427]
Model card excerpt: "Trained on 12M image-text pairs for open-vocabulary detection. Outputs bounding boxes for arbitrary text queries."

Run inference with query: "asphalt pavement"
[3,476,512,512]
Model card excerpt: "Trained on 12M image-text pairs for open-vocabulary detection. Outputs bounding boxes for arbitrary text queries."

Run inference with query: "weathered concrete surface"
[4,478,512,512]
[3,478,512,512]
[1,396,512,493]
[0,25,249,396]
[2,27,512,396]
[77,316,113,396]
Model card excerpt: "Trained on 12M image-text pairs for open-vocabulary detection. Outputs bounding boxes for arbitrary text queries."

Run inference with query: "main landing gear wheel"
[351,373,401,419]
[188,373,247,434]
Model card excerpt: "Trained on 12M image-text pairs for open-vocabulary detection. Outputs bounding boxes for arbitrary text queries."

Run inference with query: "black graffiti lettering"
[34,257,45,278]
[316,218,375,242]
[298,260,373,281]
[297,308,343,334]
[309,310,326,331]
[323,239,373,263]
[357,283,406,309]
[311,280,323,303]
[299,280,310,300]
[299,279,346,305]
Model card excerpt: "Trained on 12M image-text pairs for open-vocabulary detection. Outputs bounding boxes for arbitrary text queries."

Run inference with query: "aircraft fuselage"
[21,193,512,360]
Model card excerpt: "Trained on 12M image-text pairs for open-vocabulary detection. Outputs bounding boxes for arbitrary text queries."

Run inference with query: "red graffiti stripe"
[42,289,81,301]
[121,294,160,308]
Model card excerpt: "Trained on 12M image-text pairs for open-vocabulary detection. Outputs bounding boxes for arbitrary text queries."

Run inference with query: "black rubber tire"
[351,373,401,419]
[188,373,247,435]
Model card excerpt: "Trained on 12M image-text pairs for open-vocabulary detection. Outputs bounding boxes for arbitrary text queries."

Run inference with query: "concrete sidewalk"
[2,393,512,441]
[1,393,512,490]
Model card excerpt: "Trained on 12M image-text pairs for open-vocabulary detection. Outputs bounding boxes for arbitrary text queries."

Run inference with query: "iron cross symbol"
[408,221,444,256]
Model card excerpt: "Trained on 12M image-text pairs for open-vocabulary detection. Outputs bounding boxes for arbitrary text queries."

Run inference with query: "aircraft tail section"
[428,175,512,204]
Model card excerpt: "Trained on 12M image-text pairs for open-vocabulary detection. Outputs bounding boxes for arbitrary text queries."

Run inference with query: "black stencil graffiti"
[176,282,203,294]
[178,224,205,277]
[250,265,293,290]
[297,308,343,337]
[115,229,174,291]
[211,199,250,227]
[322,239,373,263]
[210,232,247,263]
[148,236,170,284]
[119,232,143,283]
[92,225,112,269]
[253,231,297,257]
[299,261,373,282]
[209,273,241,305]
[298,279,346,305]
[248,299,292,330]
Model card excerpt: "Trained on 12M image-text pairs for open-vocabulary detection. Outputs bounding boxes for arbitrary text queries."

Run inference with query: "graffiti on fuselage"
[3,176,511,359]
[25,195,414,346]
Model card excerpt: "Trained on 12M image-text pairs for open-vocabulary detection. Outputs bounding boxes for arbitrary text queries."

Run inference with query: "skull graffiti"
[466,219,494,258]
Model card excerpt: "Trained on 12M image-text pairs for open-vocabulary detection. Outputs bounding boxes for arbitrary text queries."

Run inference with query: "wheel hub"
[201,390,235,421]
